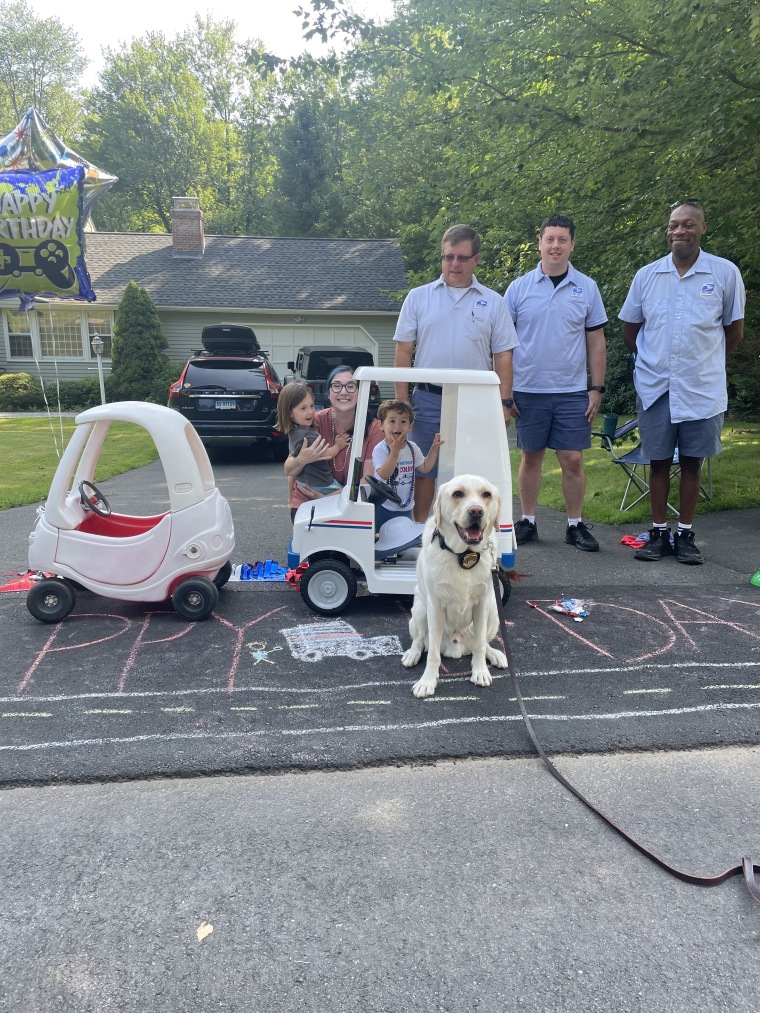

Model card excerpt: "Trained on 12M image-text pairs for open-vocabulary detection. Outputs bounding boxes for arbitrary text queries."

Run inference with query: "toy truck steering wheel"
[79,480,112,517]
[365,474,402,506]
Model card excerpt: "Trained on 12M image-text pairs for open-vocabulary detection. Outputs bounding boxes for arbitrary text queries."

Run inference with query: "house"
[0,197,409,385]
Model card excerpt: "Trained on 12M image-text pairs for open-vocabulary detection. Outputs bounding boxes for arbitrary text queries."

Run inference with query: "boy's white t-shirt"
[371,440,425,513]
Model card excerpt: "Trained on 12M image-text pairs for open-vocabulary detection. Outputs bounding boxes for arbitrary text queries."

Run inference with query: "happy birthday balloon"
[0,108,117,221]
[0,165,96,303]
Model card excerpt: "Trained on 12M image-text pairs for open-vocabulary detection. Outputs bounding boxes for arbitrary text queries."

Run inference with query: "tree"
[108,281,170,402]
[0,0,86,133]
[85,34,227,232]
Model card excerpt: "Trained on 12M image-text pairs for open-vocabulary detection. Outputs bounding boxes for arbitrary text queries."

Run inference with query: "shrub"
[0,372,44,411]
[44,378,102,411]
[108,281,170,401]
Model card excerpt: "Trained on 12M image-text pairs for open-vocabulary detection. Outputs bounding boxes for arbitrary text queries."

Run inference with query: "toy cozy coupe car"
[27,401,235,623]
[285,345,382,413]
[168,323,288,459]
[290,366,516,616]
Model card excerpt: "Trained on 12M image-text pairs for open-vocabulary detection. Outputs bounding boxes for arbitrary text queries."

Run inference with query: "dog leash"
[490,570,760,904]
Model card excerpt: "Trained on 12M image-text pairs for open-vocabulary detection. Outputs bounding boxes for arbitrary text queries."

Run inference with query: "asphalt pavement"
[2,447,760,1011]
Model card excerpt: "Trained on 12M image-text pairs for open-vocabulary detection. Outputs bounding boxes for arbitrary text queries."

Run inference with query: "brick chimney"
[170,196,205,258]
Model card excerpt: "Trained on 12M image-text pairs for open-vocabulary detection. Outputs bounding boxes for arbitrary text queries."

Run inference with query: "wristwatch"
[501,397,515,408]
[588,385,606,394]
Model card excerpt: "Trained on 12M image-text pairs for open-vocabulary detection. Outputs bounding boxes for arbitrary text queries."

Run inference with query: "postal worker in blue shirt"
[620,200,745,565]
[393,224,520,521]
[505,214,608,553]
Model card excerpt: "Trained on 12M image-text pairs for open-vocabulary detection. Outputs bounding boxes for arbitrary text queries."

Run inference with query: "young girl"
[276,383,347,500]
[371,399,443,529]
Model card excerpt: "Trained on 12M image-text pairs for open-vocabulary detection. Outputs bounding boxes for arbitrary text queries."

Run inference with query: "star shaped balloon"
[0,107,117,221]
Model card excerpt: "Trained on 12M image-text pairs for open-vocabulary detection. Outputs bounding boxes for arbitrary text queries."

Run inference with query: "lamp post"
[90,333,106,405]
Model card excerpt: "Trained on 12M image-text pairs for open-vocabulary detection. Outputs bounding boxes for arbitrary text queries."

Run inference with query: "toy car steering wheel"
[365,474,402,506]
[79,480,112,517]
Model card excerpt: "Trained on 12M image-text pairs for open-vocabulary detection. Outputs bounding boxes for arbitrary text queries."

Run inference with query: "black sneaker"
[565,522,599,552]
[515,518,538,545]
[674,529,704,565]
[634,528,672,561]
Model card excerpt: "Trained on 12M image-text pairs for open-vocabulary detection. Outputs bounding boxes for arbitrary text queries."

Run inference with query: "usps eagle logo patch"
[571,286,583,296]
[700,283,715,296]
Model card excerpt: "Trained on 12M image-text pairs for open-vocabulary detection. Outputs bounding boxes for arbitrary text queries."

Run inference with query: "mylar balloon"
[0,108,117,222]
[0,165,96,302]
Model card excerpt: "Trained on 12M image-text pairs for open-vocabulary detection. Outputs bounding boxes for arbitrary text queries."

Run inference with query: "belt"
[415,382,443,395]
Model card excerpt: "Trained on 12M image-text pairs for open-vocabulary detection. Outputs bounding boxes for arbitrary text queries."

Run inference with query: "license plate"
[216,399,236,410]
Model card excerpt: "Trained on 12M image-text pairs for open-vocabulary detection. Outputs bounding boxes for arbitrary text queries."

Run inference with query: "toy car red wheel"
[27,578,77,623]
[300,559,357,616]
[213,560,233,588]
[172,576,219,620]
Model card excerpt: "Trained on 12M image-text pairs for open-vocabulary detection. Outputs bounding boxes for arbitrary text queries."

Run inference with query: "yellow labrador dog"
[402,474,507,698]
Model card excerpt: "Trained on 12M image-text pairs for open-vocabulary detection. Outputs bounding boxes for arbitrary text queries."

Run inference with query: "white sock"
[568,517,581,527]
[653,522,668,530]
[522,514,536,524]
[677,522,692,532]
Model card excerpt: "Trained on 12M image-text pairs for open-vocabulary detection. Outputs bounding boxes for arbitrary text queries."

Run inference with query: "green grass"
[509,421,760,526]
[0,418,158,509]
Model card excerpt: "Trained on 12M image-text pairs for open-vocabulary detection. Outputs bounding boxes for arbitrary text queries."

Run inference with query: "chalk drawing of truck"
[280,619,403,663]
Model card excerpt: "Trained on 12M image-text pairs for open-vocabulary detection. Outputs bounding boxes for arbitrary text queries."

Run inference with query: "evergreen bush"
[108,281,170,402]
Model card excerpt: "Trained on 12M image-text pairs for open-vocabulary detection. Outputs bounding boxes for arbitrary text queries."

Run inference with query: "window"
[5,311,33,357]
[2,308,114,360]
[38,308,84,357]
[87,313,113,358]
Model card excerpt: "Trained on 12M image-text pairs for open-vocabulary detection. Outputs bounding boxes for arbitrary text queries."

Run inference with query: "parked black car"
[285,345,382,413]
[167,324,288,459]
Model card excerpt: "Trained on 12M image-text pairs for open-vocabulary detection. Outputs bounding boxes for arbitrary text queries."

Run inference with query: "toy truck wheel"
[172,576,219,620]
[300,559,357,616]
[27,578,76,623]
[498,570,512,606]
[213,560,233,588]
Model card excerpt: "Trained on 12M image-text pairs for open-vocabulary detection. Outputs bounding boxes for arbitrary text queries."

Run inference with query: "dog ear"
[433,486,443,530]
[490,491,502,535]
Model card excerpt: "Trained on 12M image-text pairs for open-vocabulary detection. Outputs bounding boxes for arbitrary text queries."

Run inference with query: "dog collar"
[432,528,482,570]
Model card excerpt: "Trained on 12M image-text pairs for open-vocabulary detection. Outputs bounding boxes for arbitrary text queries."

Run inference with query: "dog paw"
[412,673,438,698]
[470,667,493,688]
[486,647,507,669]
[402,647,422,668]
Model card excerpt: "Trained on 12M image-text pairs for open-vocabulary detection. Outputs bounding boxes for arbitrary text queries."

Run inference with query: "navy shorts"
[514,390,591,453]
[409,389,441,477]
[637,393,723,460]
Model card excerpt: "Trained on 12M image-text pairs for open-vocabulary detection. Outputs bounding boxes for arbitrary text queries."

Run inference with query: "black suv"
[168,324,288,458]
[285,346,382,413]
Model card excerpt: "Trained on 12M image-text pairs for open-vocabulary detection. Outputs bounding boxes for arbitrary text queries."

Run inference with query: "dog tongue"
[463,525,482,543]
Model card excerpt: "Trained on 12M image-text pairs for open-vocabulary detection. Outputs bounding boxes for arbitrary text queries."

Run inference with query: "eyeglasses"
[441,253,476,263]
[329,381,358,393]
[670,199,702,209]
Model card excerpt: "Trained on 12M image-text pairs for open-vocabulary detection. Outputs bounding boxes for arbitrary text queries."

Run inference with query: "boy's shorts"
[637,393,723,460]
[514,390,591,453]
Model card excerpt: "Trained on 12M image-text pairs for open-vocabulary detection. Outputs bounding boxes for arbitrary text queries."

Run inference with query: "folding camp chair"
[594,420,712,516]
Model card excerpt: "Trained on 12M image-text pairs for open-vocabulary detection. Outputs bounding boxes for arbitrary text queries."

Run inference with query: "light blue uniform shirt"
[505,263,607,393]
[393,275,519,369]
[619,250,745,422]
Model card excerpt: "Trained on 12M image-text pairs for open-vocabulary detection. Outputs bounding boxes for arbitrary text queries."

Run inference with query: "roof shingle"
[83,233,408,311]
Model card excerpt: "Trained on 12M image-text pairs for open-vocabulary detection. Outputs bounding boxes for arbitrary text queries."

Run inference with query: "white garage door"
[251,325,378,382]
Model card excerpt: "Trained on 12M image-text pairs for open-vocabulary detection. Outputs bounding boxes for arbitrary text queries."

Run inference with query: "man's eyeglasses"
[329,381,358,393]
[441,253,476,263]
[670,199,702,209]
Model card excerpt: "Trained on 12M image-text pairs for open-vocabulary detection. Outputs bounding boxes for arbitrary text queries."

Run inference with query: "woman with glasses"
[284,365,384,519]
